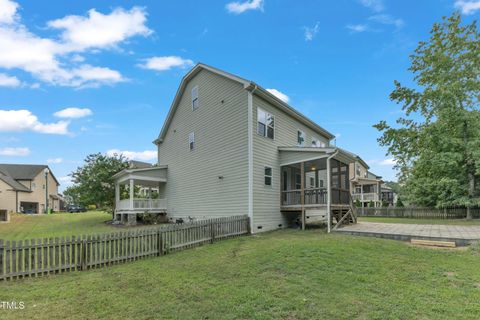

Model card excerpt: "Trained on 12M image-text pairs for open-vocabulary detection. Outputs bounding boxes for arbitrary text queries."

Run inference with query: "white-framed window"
[297,130,306,146]
[312,138,326,148]
[264,166,272,186]
[257,108,274,139]
[188,132,195,151]
[191,85,199,110]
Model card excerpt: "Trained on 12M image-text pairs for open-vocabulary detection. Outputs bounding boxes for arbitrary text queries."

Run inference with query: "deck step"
[411,239,456,248]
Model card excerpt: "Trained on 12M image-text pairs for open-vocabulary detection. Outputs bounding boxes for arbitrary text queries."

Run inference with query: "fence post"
[81,238,87,271]
[210,220,216,244]
[157,229,163,256]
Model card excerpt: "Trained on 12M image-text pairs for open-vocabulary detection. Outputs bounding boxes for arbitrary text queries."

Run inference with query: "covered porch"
[112,165,168,225]
[279,147,358,232]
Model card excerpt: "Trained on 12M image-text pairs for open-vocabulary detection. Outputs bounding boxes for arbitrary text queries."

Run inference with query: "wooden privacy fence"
[357,207,480,219]
[0,215,249,281]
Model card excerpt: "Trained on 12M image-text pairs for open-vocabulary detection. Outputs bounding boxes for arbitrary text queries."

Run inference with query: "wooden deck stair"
[332,195,358,231]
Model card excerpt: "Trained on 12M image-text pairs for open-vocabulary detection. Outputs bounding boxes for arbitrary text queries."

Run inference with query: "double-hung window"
[264,167,272,186]
[297,130,306,146]
[189,132,195,151]
[191,86,199,110]
[257,108,274,139]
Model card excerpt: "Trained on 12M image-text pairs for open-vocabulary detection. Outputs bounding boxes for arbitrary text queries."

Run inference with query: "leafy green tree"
[374,13,480,218]
[396,197,404,208]
[66,153,129,214]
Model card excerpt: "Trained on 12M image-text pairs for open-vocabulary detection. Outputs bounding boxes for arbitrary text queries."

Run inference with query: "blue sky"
[0,0,479,191]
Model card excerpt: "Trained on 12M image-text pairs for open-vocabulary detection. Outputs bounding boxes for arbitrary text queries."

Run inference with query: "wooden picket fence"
[0,215,249,281]
[357,207,480,219]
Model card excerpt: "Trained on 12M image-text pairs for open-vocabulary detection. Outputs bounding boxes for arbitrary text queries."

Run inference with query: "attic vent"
[257,226,263,230]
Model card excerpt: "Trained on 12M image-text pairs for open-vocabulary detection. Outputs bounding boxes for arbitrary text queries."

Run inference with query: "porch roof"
[278,147,364,167]
[112,165,168,185]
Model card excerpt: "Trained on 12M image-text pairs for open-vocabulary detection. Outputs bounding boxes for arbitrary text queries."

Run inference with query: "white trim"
[191,85,199,111]
[118,175,167,184]
[247,91,254,232]
[280,154,330,167]
[189,132,195,151]
[264,166,272,186]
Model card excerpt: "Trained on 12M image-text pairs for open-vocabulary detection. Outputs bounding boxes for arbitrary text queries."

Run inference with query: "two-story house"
[349,160,383,207]
[113,64,370,232]
[0,164,60,213]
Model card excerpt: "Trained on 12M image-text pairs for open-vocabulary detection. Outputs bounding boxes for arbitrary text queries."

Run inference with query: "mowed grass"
[1,230,480,319]
[0,211,149,240]
[359,216,480,225]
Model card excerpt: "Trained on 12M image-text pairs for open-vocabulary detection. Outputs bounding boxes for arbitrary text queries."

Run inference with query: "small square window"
[264,166,272,186]
[191,86,199,110]
[188,132,195,151]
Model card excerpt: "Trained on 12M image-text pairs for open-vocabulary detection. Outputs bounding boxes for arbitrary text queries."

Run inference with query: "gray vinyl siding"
[252,95,331,232]
[157,69,249,219]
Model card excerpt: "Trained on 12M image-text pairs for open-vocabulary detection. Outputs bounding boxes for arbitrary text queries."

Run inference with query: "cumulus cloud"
[106,149,157,161]
[0,0,19,24]
[304,22,320,41]
[266,88,290,103]
[368,158,397,166]
[54,107,92,118]
[138,56,194,71]
[0,1,150,87]
[226,0,264,14]
[0,110,69,135]
[0,147,30,156]
[0,73,20,87]
[454,0,480,14]
[47,157,63,164]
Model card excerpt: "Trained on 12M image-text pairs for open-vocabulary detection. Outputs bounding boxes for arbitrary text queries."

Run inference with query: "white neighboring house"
[113,64,369,232]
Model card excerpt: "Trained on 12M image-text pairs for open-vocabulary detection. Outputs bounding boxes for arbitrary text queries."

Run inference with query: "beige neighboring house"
[113,63,374,232]
[0,164,60,214]
[349,160,383,207]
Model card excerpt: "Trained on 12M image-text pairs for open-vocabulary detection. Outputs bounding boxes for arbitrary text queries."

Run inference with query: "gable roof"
[0,164,60,188]
[0,171,31,192]
[154,63,335,144]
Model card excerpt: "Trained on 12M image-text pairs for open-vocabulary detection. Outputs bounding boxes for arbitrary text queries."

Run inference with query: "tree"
[66,153,129,214]
[374,13,480,218]
[396,197,404,208]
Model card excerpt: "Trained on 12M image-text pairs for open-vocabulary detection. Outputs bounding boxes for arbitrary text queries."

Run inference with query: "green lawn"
[1,230,480,319]
[359,216,480,225]
[0,211,152,240]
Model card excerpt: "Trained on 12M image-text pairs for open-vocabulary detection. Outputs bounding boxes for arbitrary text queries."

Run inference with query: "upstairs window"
[188,132,195,151]
[297,130,306,146]
[191,86,199,110]
[257,108,274,139]
[264,167,272,186]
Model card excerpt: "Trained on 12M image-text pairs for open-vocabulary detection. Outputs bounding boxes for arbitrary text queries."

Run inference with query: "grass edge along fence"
[0,215,249,281]
[357,207,480,219]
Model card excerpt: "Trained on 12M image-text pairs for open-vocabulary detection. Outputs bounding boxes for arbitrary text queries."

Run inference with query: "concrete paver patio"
[335,222,480,246]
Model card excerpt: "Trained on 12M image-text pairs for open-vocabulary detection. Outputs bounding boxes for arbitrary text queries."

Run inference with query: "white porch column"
[129,179,134,210]
[115,182,120,206]
[326,157,331,233]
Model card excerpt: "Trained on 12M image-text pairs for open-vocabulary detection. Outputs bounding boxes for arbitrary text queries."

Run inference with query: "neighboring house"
[0,164,60,213]
[113,64,370,232]
[350,160,383,207]
[380,185,397,206]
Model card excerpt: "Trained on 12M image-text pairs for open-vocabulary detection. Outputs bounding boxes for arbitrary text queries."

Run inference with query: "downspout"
[247,84,258,233]
[326,149,339,233]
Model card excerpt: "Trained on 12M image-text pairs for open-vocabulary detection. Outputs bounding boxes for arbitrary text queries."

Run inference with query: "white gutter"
[326,149,339,233]
[247,84,258,233]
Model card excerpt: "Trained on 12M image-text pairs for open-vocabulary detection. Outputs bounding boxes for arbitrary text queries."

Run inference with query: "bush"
[355,199,361,207]
[88,204,97,210]
[396,197,404,207]
[137,212,167,225]
[368,200,375,208]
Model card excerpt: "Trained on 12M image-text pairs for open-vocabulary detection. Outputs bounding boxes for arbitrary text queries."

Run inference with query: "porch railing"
[351,192,379,202]
[117,198,167,210]
[281,188,328,206]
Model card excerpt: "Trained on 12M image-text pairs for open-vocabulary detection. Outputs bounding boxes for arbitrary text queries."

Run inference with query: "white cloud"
[454,0,480,14]
[0,73,20,87]
[138,56,194,71]
[368,14,404,29]
[368,158,397,166]
[266,88,290,103]
[359,0,384,12]
[0,110,69,135]
[226,0,264,14]
[54,107,92,119]
[346,24,368,33]
[47,157,63,164]
[0,2,150,87]
[58,176,73,186]
[304,22,320,41]
[0,147,29,156]
[47,7,152,51]
[106,149,157,161]
[0,0,19,24]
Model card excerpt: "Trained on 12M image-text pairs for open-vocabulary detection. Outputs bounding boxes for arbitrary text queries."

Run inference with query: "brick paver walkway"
[336,222,480,244]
